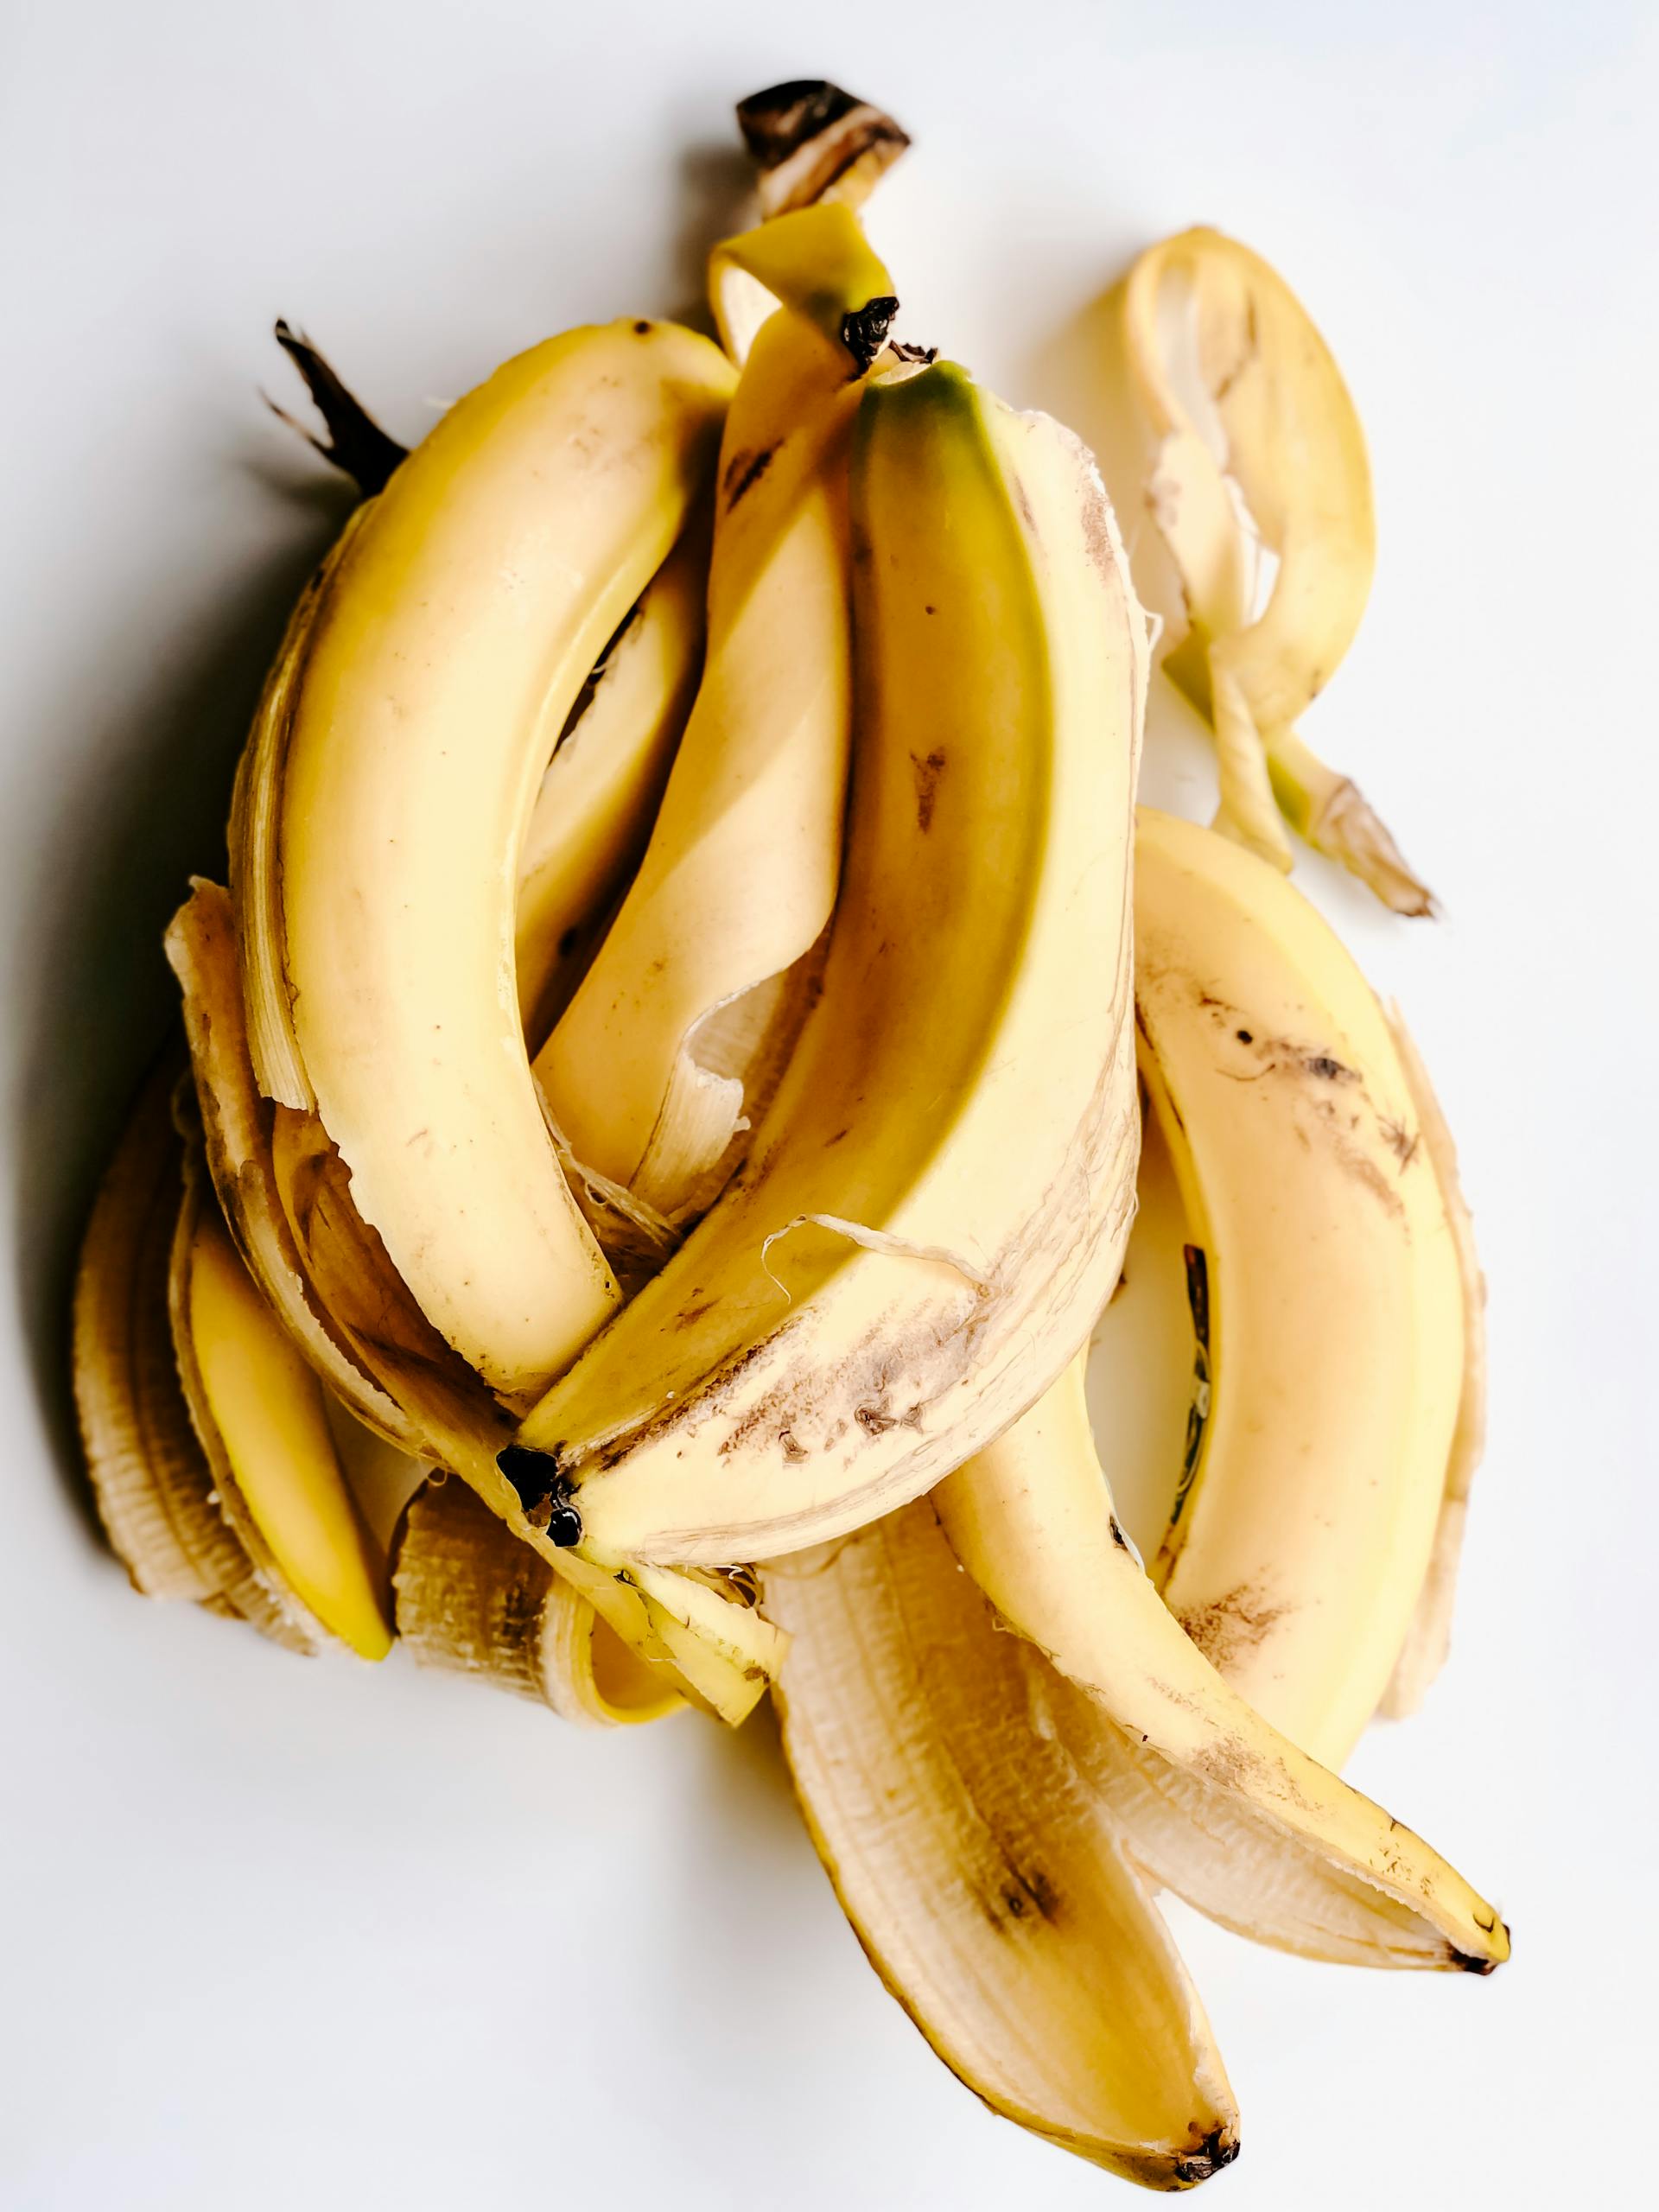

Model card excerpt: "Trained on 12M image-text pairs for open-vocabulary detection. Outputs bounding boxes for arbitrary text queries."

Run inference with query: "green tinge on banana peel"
[1123,226,1434,914]
[709,201,898,369]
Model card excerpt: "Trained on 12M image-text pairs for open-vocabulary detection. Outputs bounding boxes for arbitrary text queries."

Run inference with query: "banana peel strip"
[73,1059,257,1609]
[1122,227,1432,911]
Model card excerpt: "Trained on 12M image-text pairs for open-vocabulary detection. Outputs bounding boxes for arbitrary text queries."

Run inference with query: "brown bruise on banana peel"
[766,1502,1241,2186]
[393,1478,680,1726]
[72,1058,263,1611]
[735,80,911,220]
[1378,1004,1489,1718]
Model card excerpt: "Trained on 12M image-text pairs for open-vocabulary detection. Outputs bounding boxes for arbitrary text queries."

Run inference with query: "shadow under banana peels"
[664,138,757,336]
[8,473,354,1554]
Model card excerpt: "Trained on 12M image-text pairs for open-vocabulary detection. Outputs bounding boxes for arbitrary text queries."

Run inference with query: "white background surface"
[3,3,1656,2205]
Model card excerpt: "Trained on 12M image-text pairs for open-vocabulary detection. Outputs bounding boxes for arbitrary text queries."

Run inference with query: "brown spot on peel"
[722,445,776,510]
[910,749,946,831]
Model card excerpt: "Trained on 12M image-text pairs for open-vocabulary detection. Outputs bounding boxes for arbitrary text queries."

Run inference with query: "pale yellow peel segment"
[709,201,894,366]
[229,505,373,1114]
[1135,809,1464,1766]
[515,515,712,1050]
[165,1165,323,1656]
[735,81,910,225]
[1029,1661,1477,1969]
[185,1205,393,1662]
[935,1358,1509,1973]
[767,1503,1238,2187]
[1120,228,1432,909]
[534,293,870,1220]
[269,321,734,1403]
[166,879,418,1453]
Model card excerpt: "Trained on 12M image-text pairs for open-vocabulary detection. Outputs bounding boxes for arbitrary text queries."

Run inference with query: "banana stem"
[1209,658,1294,872]
[1265,726,1437,918]
[268,321,407,496]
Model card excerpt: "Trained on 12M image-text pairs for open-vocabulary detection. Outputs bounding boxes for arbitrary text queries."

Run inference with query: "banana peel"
[1117,227,1433,912]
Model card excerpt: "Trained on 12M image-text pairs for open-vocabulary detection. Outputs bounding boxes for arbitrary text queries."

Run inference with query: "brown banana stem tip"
[735,79,910,218]
[268,321,408,496]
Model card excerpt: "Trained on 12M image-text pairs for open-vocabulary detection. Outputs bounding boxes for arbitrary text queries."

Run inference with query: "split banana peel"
[1118,227,1434,912]
[512,354,1144,1573]
[535,207,892,1224]
[63,76,1510,2193]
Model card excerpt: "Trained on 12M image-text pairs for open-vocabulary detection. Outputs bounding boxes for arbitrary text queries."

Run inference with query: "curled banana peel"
[167,880,419,1453]
[767,1503,1240,2188]
[394,1477,681,1726]
[171,1176,393,1661]
[735,79,909,224]
[170,878,771,1720]
[233,318,736,1408]
[535,213,894,1222]
[1119,227,1433,914]
[1131,810,1466,1768]
[935,1357,1509,1974]
[73,1049,393,1656]
[516,357,1144,1578]
[216,313,786,1718]
[709,200,898,370]
[1377,1006,1489,1719]
[515,513,712,1052]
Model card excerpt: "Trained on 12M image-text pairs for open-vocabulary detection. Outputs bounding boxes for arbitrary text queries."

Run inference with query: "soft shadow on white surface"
[6,471,355,1548]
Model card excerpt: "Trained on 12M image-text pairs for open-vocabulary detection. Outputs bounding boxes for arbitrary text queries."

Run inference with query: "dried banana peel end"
[1268,730,1438,918]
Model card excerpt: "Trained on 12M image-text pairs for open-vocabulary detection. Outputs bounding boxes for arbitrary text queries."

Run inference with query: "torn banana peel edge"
[515,512,712,1052]
[935,1358,1510,1974]
[1121,226,1433,913]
